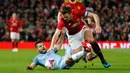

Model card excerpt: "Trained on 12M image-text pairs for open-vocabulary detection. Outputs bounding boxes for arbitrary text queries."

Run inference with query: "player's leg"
[84,28,111,68]
[10,32,17,52]
[81,42,97,61]
[15,32,19,51]
[10,32,19,52]
[59,50,85,69]
[58,45,74,69]
[65,50,85,67]
[67,28,97,62]
[67,35,85,62]
[55,30,65,49]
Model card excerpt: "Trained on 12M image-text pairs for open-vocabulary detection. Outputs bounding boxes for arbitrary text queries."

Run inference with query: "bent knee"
[66,57,75,66]
[87,38,95,43]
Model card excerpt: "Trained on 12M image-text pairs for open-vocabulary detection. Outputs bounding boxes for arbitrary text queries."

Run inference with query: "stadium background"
[0,0,130,73]
[0,0,130,49]
[0,0,130,42]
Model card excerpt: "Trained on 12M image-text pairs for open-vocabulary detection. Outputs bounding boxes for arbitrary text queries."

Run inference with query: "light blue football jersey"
[33,48,62,69]
[33,45,72,69]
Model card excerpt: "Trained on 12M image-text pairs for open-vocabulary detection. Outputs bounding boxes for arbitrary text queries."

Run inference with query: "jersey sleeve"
[33,56,38,65]
[57,19,64,30]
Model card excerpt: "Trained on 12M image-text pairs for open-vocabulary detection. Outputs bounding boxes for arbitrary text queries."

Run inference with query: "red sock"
[81,42,91,52]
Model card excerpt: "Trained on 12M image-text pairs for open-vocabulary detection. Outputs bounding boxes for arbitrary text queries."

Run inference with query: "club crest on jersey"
[12,21,18,26]
[77,6,81,10]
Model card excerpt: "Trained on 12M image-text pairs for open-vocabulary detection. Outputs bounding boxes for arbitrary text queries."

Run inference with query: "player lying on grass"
[26,34,85,70]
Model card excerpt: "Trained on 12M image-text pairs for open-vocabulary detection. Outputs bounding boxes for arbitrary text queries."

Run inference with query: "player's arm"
[26,62,37,70]
[57,12,62,23]
[87,12,101,33]
[49,29,62,51]
[50,30,65,53]
[55,30,65,49]
[49,18,64,51]
[86,12,100,27]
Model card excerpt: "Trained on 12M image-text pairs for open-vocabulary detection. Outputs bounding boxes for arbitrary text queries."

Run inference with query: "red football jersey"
[57,10,85,35]
[8,18,22,33]
[61,1,86,13]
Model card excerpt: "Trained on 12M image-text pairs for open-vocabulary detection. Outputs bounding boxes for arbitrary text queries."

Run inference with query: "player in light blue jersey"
[26,40,85,70]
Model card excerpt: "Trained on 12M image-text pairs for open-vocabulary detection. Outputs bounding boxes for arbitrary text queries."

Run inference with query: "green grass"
[0,49,130,73]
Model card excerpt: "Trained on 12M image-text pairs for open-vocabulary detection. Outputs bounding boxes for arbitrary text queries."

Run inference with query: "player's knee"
[66,57,75,66]
[86,37,95,43]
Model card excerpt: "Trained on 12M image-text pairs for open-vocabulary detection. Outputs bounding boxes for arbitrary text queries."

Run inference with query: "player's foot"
[103,62,111,68]
[12,48,18,52]
[82,56,87,63]
[87,53,97,61]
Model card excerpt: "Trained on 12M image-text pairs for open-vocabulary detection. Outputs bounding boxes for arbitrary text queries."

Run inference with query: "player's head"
[12,13,17,19]
[35,40,47,54]
[60,5,72,22]
[69,0,76,4]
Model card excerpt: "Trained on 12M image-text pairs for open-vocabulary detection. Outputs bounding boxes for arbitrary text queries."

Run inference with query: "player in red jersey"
[57,0,97,62]
[50,6,111,68]
[8,13,22,52]
[58,0,86,22]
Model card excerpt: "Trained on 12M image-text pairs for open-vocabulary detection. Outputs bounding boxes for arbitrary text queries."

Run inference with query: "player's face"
[62,13,72,22]
[36,43,47,54]
[12,13,17,19]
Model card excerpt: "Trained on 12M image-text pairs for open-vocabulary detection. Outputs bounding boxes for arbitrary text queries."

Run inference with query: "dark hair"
[35,40,43,47]
[60,5,72,14]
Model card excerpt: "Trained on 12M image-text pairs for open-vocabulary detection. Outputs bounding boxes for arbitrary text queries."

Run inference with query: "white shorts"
[10,32,20,40]
[64,25,90,50]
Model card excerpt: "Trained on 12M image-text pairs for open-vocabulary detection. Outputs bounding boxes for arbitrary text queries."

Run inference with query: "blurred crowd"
[0,0,130,42]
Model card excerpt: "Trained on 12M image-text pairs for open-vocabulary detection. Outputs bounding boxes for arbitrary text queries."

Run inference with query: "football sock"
[71,51,84,61]
[90,41,106,64]
[16,42,18,48]
[12,42,15,48]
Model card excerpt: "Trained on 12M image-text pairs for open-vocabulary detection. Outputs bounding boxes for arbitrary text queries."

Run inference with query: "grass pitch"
[0,49,130,73]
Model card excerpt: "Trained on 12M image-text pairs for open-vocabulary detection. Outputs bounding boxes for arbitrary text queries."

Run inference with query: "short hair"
[35,40,43,48]
[60,5,72,14]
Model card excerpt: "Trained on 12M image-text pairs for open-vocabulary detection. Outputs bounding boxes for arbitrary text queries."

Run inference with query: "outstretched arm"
[49,29,62,51]
[57,12,62,23]
[26,62,37,70]
[55,30,65,49]
[72,9,101,33]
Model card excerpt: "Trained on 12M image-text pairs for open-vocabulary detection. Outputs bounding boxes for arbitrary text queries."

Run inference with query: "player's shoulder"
[59,18,65,23]
[36,54,44,57]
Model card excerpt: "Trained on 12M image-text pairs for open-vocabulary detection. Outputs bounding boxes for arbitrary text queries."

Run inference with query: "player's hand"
[94,26,102,33]
[26,66,33,70]
[48,46,53,52]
